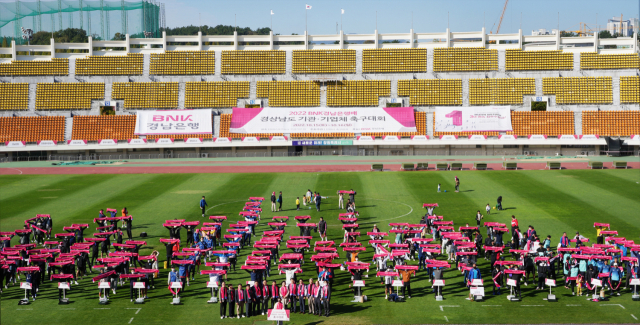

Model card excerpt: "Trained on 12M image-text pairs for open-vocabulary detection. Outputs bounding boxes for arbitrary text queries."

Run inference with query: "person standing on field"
[338,192,344,209]
[278,191,283,212]
[271,192,277,212]
[454,176,460,193]
[200,196,208,217]
[349,190,357,209]
[315,193,322,212]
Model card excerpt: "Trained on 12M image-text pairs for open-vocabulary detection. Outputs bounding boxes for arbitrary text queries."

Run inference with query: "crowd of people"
[1,190,639,321]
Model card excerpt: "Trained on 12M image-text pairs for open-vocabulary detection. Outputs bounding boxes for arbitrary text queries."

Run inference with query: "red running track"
[0,161,636,175]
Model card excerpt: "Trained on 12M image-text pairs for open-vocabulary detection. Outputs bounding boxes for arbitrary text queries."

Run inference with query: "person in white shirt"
[281,267,301,284]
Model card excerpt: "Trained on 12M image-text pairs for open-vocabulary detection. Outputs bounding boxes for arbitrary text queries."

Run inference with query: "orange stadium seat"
[582,111,639,137]
[0,116,65,142]
[71,115,137,141]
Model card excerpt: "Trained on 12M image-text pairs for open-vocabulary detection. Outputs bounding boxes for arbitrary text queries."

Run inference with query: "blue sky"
[163,0,640,35]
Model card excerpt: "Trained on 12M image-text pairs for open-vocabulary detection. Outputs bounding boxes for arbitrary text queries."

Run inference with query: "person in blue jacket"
[168,267,179,297]
[200,196,208,217]
[609,263,623,295]
[178,262,188,290]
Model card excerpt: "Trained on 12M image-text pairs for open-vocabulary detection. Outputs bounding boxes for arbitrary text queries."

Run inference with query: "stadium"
[1,0,639,324]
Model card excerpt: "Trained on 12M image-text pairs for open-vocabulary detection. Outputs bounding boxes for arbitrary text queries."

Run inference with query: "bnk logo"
[152,115,193,122]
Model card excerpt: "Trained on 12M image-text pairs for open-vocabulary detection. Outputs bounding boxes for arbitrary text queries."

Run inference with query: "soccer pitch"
[1,169,639,324]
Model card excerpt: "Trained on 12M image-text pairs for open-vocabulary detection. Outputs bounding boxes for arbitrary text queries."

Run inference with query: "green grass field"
[1,169,640,324]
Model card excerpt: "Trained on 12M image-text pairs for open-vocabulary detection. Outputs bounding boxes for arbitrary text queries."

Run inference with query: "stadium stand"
[469,78,535,105]
[0,83,29,110]
[292,49,356,74]
[75,54,143,75]
[433,48,498,72]
[620,76,640,104]
[580,53,640,70]
[112,82,179,109]
[327,80,391,106]
[221,50,285,74]
[150,51,216,75]
[362,48,427,73]
[257,81,321,107]
[582,111,640,136]
[505,49,573,71]
[509,111,575,136]
[0,116,65,142]
[35,83,104,110]
[0,58,68,76]
[542,77,613,104]
[71,115,137,141]
[398,79,462,106]
[185,81,249,108]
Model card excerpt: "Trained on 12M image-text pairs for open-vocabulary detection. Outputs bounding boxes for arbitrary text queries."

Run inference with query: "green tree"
[112,33,126,41]
[598,30,614,38]
[1,37,7,47]
[560,31,576,37]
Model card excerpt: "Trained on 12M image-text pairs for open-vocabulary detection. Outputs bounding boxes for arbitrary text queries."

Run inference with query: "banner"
[37,140,57,147]
[134,109,212,135]
[5,141,25,148]
[267,309,290,322]
[98,139,117,146]
[435,107,512,132]
[229,107,416,134]
[67,140,87,146]
[127,139,147,145]
[292,140,353,146]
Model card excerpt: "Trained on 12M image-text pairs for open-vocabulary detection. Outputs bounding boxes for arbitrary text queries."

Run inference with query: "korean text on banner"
[135,109,212,135]
[229,107,417,134]
[435,107,512,132]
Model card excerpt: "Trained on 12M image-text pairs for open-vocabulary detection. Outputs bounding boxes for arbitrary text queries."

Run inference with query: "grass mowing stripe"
[0,175,137,230]
[491,172,637,239]
[536,170,640,231]
[558,169,640,203]
[0,175,74,202]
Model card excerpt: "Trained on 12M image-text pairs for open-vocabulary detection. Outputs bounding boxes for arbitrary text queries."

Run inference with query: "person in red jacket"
[288,278,298,312]
[279,281,289,308]
[236,284,245,318]
[219,282,228,319]
[511,215,518,233]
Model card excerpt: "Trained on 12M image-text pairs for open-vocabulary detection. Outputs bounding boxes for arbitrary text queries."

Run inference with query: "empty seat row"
[0,59,68,76]
[222,50,285,74]
[75,54,143,75]
[398,79,462,106]
[257,81,320,107]
[362,48,427,73]
[112,82,179,109]
[0,83,29,110]
[506,50,573,71]
[620,76,640,104]
[0,116,65,142]
[292,50,356,74]
[36,83,104,110]
[433,48,498,72]
[582,111,639,136]
[542,77,612,105]
[71,115,137,141]
[580,53,640,70]
[510,111,574,136]
[327,80,391,106]
[151,51,216,75]
[469,78,535,105]
[185,81,249,108]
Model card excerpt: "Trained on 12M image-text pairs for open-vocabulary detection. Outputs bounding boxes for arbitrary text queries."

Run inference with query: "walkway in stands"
[0,155,637,175]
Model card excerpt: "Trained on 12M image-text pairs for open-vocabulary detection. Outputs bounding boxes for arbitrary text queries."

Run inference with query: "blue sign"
[292,140,353,146]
